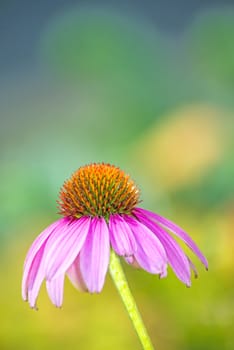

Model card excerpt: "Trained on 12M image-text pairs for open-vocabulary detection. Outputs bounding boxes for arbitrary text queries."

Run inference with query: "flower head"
[22,163,208,309]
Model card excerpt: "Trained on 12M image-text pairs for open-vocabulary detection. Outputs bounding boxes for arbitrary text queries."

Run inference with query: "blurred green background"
[1,1,234,349]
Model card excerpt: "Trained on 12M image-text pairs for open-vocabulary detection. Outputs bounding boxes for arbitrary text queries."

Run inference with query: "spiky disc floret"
[58,163,140,219]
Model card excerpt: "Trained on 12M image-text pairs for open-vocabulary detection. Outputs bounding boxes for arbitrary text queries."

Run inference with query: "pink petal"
[66,255,88,292]
[80,217,110,293]
[135,211,191,286]
[22,217,67,300]
[109,214,137,256]
[160,268,167,278]
[187,257,198,279]
[134,208,208,269]
[27,245,47,309]
[125,255,141,268]
[44,217,90,280]
[124,215,167,275]
[46,275,65,307]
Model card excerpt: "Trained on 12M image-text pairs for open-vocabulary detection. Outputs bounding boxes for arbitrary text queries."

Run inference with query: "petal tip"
[89,286,103,294]
[30,304,38,311]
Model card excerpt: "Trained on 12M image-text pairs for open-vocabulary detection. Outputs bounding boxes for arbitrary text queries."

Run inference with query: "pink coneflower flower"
[22,163,208,309]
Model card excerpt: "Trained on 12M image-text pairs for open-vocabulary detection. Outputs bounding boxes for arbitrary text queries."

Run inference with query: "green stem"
[109,250,155,350]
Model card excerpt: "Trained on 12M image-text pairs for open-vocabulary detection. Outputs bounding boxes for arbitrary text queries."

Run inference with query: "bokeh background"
[1,1,234,349]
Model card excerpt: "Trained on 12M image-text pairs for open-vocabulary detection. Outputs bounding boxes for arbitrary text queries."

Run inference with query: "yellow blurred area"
[213,205,234,272]
[133,104,227,190]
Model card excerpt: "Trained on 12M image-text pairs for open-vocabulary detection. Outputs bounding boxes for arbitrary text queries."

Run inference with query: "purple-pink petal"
[23,218,68,268]
[109,214,137,256]
[124,215,167,275]
[27,245,47,309]
[187,257,198,278]
[134,211,191,286]
[66,255,88,292]
[22,217,67,300]
[124,255,141,268]
[80,217,110,293]
[134,208,208,269]
[44,217,90,280]
[46,275,65,308]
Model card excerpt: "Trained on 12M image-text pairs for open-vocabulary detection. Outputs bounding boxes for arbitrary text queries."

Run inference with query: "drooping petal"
[109,214,137,256]
[134,208,208,269]
[44,217,90,280]
[124,255,141,268]
[135,211,191,286]
[80,217,110,293]
[124,215,167,275]
[22,217,67,300]
[160,269,167,279]
[66,255,88,292]
[27,244,47,309]
[46,275,65,307]
[187,257,198,279]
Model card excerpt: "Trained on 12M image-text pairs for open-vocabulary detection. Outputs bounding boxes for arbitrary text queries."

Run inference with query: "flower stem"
[109,250,155,350]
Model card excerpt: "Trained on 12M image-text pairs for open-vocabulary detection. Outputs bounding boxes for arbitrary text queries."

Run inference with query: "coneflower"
[22,163,208,350]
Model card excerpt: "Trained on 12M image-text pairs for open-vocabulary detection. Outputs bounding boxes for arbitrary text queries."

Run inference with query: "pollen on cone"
[58,163,140,218]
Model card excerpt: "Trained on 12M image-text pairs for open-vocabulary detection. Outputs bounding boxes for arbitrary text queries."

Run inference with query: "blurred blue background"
[1,1,234,349]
